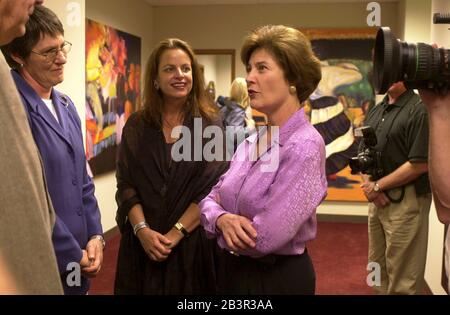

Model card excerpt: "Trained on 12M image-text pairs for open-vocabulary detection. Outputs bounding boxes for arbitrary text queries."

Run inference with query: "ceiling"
[144,0,396,6]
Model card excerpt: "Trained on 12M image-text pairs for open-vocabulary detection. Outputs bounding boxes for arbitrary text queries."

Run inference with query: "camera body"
[349,126,384,180]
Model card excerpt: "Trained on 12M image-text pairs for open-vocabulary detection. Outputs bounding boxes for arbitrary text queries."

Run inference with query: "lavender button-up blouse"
[200,108,327,257]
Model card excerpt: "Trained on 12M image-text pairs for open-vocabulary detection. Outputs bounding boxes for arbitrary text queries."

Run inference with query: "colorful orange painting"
[85,19,141,176]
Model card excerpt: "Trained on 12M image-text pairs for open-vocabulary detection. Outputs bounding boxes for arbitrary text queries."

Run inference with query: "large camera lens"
[373,27,450,94]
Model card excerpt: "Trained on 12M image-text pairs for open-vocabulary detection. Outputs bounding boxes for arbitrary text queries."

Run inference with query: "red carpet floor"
[309,221,372,295]
[90,221,372,295]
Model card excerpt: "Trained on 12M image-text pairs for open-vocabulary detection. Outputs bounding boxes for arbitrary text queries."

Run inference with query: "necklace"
[162,114,183,142]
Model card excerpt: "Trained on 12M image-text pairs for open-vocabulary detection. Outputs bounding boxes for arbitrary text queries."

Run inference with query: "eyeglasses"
[31,41,72,61]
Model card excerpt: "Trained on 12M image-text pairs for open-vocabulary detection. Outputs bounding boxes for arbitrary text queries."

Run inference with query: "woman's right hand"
[216,213,257,252]
[136,228,172,262]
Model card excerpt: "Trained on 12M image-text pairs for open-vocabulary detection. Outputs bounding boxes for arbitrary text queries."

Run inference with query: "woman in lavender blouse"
[200,25,328,294]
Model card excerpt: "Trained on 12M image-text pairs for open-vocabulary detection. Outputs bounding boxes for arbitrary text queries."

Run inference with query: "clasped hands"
[216,213,257,253]
[136,226,183,262]
[361,181,390,208]
[80,237,104,278]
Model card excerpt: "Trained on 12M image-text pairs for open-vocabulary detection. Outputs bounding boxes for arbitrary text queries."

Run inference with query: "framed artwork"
[301,28,377,202]
[85,19,141,176]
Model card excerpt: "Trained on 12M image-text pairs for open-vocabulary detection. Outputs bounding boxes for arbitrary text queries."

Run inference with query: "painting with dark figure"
[85,19,141,176]
[302,28,377,201]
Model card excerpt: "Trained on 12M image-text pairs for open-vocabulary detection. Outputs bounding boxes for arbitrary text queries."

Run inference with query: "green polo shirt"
[365,89,430,195]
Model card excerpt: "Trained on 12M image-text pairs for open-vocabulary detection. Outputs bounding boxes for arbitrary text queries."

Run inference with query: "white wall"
[216,55,232,99]
[317,201,367,216]
[197,54,218,89]
[403,0,432,42]
[197,54,232,99]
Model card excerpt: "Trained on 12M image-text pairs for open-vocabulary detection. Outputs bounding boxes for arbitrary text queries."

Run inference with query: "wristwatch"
[373,182,381,192]
[174,222,189,237]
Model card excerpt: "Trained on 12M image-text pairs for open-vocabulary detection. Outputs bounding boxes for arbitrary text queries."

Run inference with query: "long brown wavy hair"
[142,38,217,128]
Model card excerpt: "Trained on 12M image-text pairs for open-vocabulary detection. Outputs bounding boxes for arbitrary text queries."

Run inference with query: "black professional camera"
[349,126,384,180]
[373,13,450,94]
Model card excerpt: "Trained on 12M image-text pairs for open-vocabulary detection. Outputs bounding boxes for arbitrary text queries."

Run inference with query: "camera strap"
[386,186,405,203]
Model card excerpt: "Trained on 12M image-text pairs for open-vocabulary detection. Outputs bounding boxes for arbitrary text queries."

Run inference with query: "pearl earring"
[289,85,297,94]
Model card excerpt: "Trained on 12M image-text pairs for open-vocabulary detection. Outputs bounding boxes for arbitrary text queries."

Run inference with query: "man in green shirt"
[361,81,431,295]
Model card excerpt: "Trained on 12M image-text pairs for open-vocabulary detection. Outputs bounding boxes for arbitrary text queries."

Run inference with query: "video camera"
[349,126,384,181]
[373,13,450,94]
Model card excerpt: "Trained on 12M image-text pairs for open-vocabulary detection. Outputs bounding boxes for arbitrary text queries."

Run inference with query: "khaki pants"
[368,184,431,295]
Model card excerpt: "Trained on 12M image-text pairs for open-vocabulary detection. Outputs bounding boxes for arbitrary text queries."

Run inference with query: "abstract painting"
[85,19,141,176]
[301,28,377,202]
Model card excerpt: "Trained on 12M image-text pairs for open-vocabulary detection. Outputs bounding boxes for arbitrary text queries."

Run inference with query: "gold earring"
[289,85,297,95]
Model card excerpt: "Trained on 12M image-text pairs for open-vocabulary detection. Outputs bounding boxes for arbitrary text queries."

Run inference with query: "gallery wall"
[83,0,403,233]
[43,0,447,294]
[152,1,400,218]
[153,2,400,78]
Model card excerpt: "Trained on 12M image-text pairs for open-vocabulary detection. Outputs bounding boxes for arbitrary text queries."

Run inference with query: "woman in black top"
[114,38,228,294]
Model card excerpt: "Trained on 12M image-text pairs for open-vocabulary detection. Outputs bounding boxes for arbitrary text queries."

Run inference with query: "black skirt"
[216,246,315,295]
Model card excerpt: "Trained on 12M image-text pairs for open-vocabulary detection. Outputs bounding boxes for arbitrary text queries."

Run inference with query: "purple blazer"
[12,71,102,295]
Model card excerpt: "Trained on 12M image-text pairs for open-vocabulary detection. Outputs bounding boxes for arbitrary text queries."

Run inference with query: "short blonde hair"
[229,77,249,109]
[241,25,322,103]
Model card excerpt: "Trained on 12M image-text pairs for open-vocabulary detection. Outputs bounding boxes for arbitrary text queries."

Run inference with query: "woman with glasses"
[1,5,103,295]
